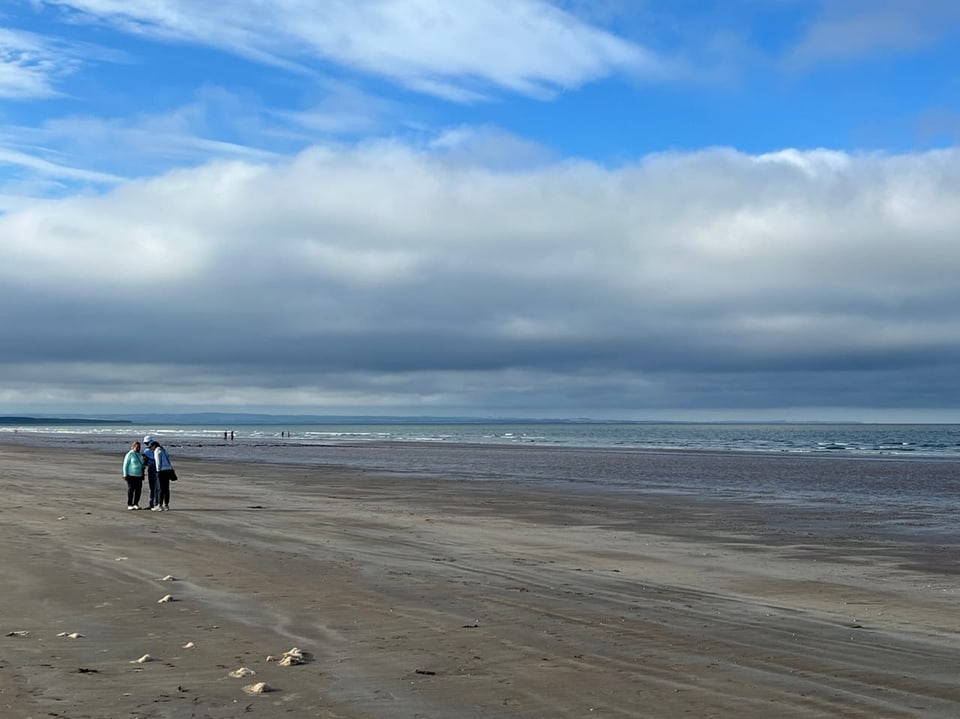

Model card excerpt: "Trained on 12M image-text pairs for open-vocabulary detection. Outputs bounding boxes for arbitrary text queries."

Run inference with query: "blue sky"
[2,1,960,420]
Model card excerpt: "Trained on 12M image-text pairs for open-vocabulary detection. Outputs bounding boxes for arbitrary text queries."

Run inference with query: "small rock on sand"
[158,594,174,603]
[131,654,153,664]
[229,667,256,678]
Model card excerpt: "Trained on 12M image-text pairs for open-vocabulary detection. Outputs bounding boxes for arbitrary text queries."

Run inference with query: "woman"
[142,434,159,509]
[122,440,145,510]
[150,440,176,511]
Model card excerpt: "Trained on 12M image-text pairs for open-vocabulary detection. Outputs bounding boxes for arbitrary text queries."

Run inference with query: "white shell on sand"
[228,667,256,678]
[161,575,176,581]
[158,594,174,603]
[57,632,83,639]
[6,630,30,637]
[132,654,153,663]
[243,681,272,695]
[276,647,310,666]
[182,641,195,649]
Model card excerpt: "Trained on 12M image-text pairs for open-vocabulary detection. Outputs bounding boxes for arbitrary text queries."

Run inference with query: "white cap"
[143,435,155,445]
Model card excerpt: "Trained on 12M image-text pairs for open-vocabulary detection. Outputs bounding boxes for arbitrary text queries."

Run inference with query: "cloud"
[785,1,960,69]
[0,145,121,184]
[37,0,663,100]
[0,27,68,98]
[0,89,284,197]
[2,141,960,416]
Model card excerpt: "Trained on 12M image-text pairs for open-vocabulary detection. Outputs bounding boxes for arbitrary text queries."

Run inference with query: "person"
[150,440,176,511]
[122,440,145,510]
[142,434,159,509]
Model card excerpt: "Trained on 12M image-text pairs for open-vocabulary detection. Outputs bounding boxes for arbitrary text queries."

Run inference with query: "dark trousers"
[124,476,143,506]
[147,470,158,507]
[157,470,174,507]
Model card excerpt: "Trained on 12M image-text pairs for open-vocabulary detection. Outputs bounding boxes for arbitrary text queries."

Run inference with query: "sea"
[2,420,958,459]
[3,420,960,539]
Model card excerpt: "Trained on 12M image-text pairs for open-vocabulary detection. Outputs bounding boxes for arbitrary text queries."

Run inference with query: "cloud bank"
[3,143,959,417]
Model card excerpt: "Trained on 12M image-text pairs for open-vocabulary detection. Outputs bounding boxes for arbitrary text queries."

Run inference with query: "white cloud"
[37,0,663,99]
[0,145,121,183]
[0,90,283,198]
[2,142,960,414]
[0,27,66,98]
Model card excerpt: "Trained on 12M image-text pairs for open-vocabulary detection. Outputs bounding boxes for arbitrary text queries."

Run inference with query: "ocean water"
[2,420,958,458]
[3,421,960,539]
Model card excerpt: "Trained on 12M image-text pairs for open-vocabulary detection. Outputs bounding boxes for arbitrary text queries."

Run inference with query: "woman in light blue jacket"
[122,440,145,510]
[150,440,176,511]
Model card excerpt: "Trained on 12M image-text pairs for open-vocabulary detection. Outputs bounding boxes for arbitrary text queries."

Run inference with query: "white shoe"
[127,505,135,510]
[151,506,162,511]
[163,505,170,511]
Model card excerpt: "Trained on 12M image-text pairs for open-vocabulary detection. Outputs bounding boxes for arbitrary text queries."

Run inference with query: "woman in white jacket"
[149,440,176,511]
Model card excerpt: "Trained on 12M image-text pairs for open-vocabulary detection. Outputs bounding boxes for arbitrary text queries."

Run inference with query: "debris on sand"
[243,681,272,695]
[267,647,311,666]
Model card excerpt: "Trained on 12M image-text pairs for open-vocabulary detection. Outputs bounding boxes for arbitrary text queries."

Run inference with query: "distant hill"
[0,416,132,425]
[46,413,624,426]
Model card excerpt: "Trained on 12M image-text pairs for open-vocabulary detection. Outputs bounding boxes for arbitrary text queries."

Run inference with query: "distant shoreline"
[0,416,132,425]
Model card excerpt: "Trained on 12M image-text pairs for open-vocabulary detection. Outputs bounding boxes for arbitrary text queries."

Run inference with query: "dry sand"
[1,443,959,718]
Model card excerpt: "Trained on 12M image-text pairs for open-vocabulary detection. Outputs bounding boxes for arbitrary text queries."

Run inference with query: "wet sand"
[1,443,959,718]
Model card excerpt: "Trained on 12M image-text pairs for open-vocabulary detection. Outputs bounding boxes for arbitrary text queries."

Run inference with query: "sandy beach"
[1,443,959,718]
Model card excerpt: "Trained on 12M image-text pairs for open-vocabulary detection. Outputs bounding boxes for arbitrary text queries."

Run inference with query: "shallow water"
[4,424,960,542]
[4,421,960,457]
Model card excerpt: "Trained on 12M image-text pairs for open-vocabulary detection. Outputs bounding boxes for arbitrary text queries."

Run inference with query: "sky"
[1,0,960,421]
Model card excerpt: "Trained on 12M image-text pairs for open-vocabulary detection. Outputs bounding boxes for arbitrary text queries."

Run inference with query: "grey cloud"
[784,1,960,69]
[2,143,960,417]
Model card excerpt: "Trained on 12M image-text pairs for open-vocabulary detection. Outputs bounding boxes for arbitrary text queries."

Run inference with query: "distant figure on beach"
[230,430,234,441]
[150,440,176,511]
[142,435,159,509]
[122,441,145,510]
[224,430,228,440]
